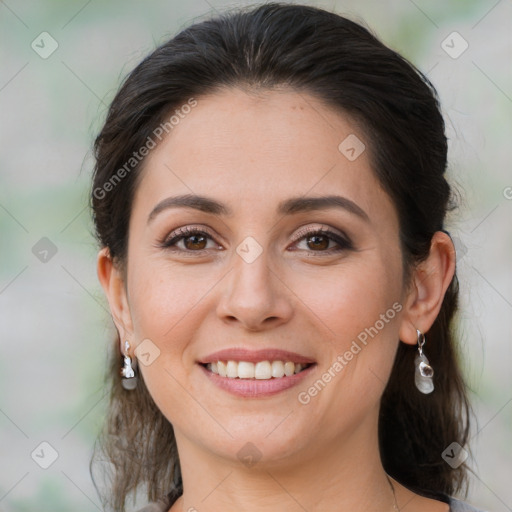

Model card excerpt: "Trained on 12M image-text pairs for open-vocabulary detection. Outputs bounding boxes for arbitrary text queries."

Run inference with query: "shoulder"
[448,496,488,512]
[134,502,169,512]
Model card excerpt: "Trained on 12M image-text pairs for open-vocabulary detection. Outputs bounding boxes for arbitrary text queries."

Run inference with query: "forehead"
[132,87,396,225]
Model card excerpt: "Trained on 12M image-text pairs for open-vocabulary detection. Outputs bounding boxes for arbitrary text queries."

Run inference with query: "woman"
[90,3,486,511]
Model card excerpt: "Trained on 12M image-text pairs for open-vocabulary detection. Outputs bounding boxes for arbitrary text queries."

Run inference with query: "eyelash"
[159,225,353,256]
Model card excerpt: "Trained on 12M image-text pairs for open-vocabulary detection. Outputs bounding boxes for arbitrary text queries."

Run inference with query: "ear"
[96,247,134,348]
[398,231,456,345]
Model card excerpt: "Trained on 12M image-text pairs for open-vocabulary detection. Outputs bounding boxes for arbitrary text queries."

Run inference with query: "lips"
[197,348,316,397]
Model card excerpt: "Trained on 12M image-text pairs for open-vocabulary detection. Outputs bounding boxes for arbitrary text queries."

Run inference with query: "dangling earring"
[121,340,138,390]
[414,329,434,394]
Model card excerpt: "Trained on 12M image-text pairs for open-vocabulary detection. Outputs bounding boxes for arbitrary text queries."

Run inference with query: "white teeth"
[271,361,285,378]
[206,360,309,379]
[284,361,295,376]
[255,361,272,379]
[238,361,255,379]
[217,361,227,377]
[226,360,238,378]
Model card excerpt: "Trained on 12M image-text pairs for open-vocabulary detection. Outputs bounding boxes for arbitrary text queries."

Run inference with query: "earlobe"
[96,247,133,340]
[398,231,456,345]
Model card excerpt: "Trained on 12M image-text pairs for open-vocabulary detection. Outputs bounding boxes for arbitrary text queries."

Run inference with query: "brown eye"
[161,227,218,252]
[292,227,353,254]
[183,233,208,250]
[306,234,330,251]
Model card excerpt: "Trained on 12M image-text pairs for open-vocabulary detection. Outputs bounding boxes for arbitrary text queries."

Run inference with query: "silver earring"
[121,340,138,390]
[414,329,434,394]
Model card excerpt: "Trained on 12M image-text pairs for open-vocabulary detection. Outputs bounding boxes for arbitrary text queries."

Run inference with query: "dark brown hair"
[90,3,472,510]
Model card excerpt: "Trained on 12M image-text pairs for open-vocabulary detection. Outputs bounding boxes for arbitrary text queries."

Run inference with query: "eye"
[159,226,220,252]
[290,226,353,254]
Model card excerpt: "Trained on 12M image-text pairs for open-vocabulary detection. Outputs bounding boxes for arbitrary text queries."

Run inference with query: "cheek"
[291,255,402,341]
[295,254,402,401]
[128,260,213,341]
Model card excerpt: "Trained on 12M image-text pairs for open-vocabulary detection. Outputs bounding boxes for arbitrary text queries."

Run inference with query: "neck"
[172,412,397,512]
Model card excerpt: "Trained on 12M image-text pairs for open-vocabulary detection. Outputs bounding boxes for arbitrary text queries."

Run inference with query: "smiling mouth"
[202,360,314,380]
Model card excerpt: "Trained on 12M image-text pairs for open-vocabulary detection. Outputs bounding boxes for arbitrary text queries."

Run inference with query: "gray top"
[450,497,488,512]
[135,496,487,512]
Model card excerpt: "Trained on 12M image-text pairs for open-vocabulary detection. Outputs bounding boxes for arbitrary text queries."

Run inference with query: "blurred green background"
[1,0,510,510]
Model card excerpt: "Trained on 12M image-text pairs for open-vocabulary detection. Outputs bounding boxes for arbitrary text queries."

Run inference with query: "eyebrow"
[147,193,370,224]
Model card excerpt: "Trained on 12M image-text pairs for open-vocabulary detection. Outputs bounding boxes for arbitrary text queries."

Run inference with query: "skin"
[97,87,455,512]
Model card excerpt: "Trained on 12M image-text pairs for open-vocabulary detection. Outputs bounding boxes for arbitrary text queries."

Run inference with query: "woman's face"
[119,88,410,466]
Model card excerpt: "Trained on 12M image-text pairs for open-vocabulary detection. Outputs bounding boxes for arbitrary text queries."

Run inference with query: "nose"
[216,247,294,332]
